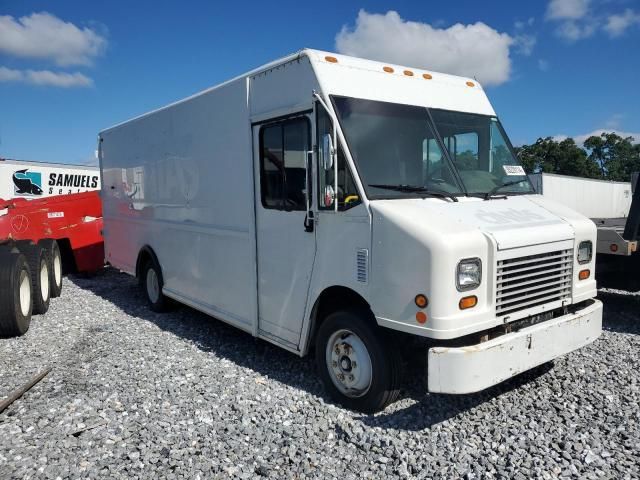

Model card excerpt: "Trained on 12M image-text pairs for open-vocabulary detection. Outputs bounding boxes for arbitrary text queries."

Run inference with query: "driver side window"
[259,117,309,211]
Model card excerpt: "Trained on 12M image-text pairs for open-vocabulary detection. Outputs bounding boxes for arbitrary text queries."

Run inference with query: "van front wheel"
[315,310,401,413]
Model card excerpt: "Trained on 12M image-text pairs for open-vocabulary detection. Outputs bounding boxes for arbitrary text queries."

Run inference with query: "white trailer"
[100,50,602,412]
[530,173,639,256]
[0,159,100,200]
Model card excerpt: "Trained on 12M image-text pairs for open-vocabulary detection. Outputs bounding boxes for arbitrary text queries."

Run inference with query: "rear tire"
[40,239,63,298]
[0,250,33,337]
[141,256,171,312]
[315,309,401,413]
[16,242,50,315]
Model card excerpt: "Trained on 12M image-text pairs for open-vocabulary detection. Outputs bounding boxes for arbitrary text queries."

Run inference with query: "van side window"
[260,117,310,211]
[317,108,361,211]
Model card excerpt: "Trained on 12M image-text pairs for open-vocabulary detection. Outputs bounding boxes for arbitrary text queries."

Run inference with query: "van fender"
[299,284,371,356]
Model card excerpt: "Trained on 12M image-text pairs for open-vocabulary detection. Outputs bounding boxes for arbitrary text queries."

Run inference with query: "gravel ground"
[1,268,639,479]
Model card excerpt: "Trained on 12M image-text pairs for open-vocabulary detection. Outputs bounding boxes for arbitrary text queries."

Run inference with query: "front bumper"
[427,299,603,394]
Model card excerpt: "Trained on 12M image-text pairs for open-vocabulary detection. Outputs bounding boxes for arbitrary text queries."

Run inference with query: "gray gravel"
[1,268,639,479]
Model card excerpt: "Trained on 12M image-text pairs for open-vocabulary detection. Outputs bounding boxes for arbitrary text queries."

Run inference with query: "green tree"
[583,132,640,181]
[516,137,601,178]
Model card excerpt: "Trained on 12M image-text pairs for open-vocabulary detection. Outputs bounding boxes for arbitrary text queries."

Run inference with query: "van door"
[253,114,316,348]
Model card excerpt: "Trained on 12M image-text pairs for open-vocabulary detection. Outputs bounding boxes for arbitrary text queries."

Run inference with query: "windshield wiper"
[369,184,458,202]
[484,180,530,200]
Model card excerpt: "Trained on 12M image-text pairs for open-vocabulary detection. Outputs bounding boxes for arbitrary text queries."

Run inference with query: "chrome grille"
[496,249,573,316]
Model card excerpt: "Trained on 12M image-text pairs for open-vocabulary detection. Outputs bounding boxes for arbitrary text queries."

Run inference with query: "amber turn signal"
[415,294,428,309]
[579,269,590,280]
[459,295,478,310]
[416,311,427,324]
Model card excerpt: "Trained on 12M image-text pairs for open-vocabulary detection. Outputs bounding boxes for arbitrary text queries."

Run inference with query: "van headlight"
[577,241,593,264]
[457,258,482,291]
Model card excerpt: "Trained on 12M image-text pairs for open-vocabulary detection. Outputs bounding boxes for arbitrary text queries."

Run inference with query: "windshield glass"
[332,96,533,199]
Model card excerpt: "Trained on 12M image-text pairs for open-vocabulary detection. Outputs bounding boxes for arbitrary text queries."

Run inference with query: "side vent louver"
[356,249,369,283]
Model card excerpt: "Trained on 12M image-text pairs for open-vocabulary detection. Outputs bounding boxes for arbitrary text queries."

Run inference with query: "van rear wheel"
[315,309,401,413]
[0,250,33,337]
[141,257,171,312]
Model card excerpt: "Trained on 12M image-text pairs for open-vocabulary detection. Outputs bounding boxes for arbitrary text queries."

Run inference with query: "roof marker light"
[466,81,475,87]
[325,56,338,63]
[383,66,394,73]
[403,70,414,76]
[423,73,433,80]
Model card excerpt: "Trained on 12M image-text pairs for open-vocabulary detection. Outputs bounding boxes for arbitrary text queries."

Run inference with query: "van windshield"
[332,96,533,199]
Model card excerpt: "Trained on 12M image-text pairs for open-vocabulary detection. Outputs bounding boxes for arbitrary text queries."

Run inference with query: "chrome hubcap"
[326,329,373,398]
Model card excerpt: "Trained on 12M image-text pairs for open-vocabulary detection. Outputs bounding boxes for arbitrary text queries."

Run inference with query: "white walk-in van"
[99,50,602,412]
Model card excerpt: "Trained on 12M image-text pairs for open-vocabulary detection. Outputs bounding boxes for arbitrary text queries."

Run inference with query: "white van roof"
[102,48,495,134]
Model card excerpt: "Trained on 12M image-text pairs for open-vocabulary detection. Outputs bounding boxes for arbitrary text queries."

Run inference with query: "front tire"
[0,250,33,337]
[141,257,171,312]
[315,310,401,413]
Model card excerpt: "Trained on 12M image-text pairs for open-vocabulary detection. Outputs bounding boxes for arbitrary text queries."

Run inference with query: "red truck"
[0,191,104,336]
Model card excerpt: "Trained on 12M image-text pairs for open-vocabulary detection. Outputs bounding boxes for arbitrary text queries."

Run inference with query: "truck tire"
[315,309,401,413]
[40,239,63,298]
[16,242,51,315]
[141,256,172,312]
[0,251,33,337]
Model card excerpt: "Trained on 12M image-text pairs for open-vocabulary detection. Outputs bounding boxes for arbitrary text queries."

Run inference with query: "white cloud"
[0,66,93,87]
[574,129,640,145]
[545,0,597,41]
[0,12,106,66]
[0,66,23,81]
[604,9,640,37]
[335,10,515,87]
[514,17,535,30]
[554,129,640,145]
[546,0,590,20]
[555,20,597,41]
[514,33,537,56]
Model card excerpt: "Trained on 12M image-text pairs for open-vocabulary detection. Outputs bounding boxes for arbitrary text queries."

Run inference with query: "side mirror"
[321,133,334,171]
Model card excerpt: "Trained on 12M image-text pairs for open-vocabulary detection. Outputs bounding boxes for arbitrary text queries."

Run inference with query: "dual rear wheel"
[0,240,63,337]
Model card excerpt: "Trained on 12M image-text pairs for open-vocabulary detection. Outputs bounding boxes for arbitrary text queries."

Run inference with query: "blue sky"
[1,0,639,165]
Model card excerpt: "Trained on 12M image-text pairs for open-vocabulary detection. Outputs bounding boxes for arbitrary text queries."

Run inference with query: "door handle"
[304,211,314,232]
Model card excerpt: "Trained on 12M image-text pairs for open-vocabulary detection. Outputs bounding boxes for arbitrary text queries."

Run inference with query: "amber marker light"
[415,294,428,309]
[325,56,338,63]
[403,70,414,76]
[416,311,427,324]
[423,73,433,80]
[466,81,475,87]
[383,66,394,73]
[579,269,590,280]
[459,296,478,310]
